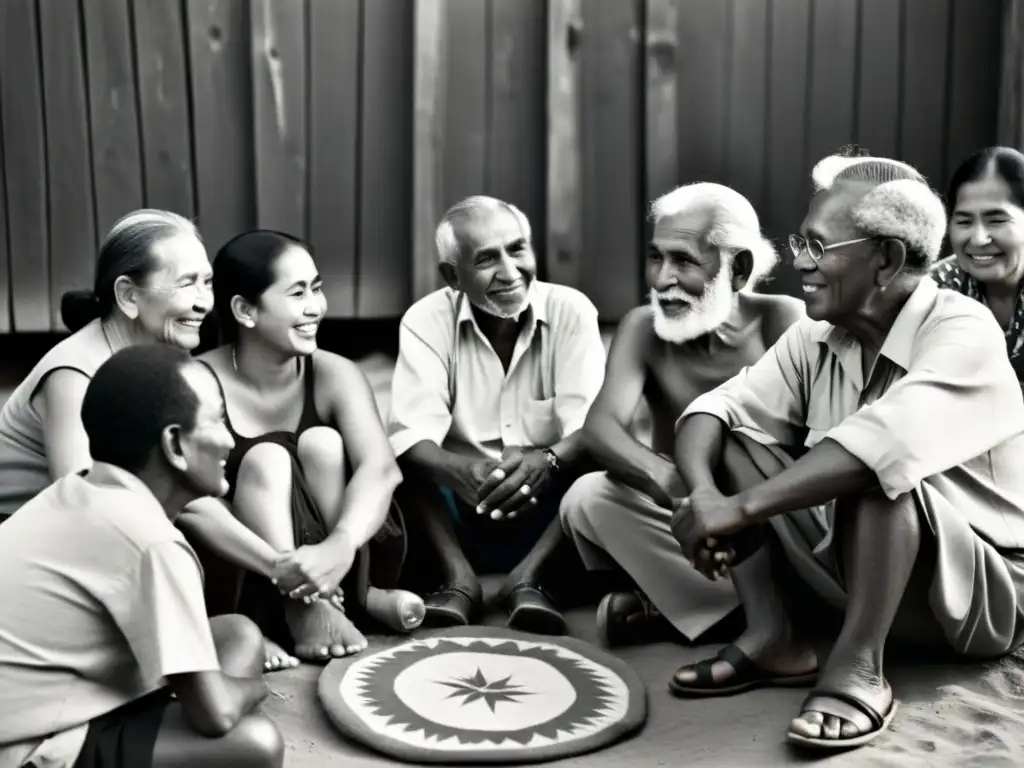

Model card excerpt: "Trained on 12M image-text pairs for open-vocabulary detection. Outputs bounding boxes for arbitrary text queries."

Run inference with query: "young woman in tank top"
[0,210,214,519]
[178,230,423,669]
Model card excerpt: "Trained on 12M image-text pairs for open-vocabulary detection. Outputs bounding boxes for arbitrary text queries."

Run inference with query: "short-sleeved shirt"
[0,319,112,518]
[680,278,1024,552]
[0,463,221,767]
[387,281,607,462]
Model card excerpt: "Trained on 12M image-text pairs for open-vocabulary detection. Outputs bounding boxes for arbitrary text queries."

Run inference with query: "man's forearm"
[178,498,279,578]
[399,440,464,487]
[737,438,876,523]
[674,413,728,491]
[584,414,677,504]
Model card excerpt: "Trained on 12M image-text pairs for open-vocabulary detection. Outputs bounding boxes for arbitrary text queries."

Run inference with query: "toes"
[329,643,347,657]
[788,712,824,739]
[839,719,862,739]
[346,643,366,655]
[822,714,842,740]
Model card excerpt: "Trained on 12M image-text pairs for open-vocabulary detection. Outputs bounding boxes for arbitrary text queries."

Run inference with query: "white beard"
[477,279,534,320]
[650,264,735,344]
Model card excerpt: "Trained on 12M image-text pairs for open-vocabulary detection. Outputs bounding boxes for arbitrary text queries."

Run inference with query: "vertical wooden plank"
[764,0,812,296]
[946,0,1002,179]
[412,0,448,301]
[186,0,255,256]
[805,0,858,167]
[358,0,413,317]
[580,0,642,319]
[676,0,730,182]
[856,0,901,158]
[489,0,547,266]
[998,0,1024,149]
[0,100,11,332]
[443,0,488,206]
[308,0,360,317]
[82,0,145,239]
[39,0,96,330]
[133,0,196,218]
[900,0,950,186]
[2,0,49,331]
[546,0,583,289]
[725,0,769,214]
[645,0,678,204]
[251,0,306,238]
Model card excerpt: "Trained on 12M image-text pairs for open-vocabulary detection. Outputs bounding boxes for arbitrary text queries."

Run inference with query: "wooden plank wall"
[0,0,1007,331]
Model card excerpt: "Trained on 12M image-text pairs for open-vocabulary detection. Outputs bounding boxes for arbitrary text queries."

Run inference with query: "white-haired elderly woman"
[667,151,1024,751]
[386,195,607,633]
[0,209,214,520]
[558,182,806,650]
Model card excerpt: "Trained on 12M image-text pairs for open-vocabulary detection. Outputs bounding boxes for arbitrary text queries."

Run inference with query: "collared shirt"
[681,278,1024,551]
[0,463,220,767]
[388,281,607,462]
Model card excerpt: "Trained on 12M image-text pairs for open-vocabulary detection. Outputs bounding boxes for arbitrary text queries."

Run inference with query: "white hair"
[810,154,946,265]
[435,195,532,265]
[649,182,779,290]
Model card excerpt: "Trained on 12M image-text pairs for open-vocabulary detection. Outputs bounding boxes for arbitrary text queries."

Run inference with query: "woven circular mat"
[318,626,647,764]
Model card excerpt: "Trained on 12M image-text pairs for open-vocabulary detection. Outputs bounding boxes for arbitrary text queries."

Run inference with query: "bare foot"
[672,625,818,689]
[789,651,894,743]
[263,637,299,673]
[284,599,368,661]
[366,587,426,633]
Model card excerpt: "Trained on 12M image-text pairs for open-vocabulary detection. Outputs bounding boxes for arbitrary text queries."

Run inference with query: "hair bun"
[60,289,102,333]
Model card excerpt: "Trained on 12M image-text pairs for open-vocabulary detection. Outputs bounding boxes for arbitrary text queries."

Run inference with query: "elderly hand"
[446,457,502,508]
[476,449,553,521]
[271,539,358,602]
[670,486,747,559]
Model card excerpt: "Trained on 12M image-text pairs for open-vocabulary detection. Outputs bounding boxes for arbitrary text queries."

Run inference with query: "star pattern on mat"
[437,668,534,712]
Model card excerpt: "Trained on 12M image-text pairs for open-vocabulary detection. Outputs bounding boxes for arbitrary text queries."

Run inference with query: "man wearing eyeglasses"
[669,151,1024,751]
[559,182,805,647]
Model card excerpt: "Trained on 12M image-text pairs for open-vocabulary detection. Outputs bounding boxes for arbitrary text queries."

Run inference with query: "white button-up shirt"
[387,281,607,462]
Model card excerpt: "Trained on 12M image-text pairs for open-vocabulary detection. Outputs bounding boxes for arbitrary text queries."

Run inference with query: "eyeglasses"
[788,234,873,263]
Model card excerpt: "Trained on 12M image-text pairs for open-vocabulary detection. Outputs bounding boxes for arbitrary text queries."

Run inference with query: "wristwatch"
[539,448,561,472]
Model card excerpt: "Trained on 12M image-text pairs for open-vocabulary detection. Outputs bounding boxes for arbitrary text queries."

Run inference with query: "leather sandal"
[669,644,817,698]
[423,584,481,627]
[787,689,898,750]
[503,583,567,636]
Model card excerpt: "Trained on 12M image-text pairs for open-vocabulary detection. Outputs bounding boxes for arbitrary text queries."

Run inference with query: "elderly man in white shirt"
[388,196,607,633]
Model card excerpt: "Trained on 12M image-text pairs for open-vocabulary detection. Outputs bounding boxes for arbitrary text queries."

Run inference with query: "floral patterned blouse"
[931,255,1024,385]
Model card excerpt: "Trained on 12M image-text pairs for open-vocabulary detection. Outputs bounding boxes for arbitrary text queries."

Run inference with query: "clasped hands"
[452,448,554,521]
[669,484,748,581]
[269,538,358,609]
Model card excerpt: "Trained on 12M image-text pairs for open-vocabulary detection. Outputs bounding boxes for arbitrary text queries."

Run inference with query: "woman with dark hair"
[178,230,423,667]
[934,146,1024,384]
[0,209,213,519]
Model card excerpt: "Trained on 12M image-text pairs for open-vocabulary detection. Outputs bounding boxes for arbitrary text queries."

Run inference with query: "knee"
[297,426,344,470]
[558,473,607,533]
[237,443,292,490]
[210,614,264,676]
[228,714,285,768]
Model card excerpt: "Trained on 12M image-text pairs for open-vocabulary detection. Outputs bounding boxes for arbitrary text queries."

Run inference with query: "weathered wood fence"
[0,0,1007,333]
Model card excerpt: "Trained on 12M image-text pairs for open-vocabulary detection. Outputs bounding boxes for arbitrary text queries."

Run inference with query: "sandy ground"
[3,343,1023,765]
[269,351,1024,767]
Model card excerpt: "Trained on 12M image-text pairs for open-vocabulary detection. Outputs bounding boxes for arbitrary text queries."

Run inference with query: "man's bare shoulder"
[740,291,807,345]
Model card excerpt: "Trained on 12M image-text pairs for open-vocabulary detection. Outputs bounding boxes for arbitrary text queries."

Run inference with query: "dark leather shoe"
[503,583,567,635]
[596,590,673,647]
[423,583,482,627]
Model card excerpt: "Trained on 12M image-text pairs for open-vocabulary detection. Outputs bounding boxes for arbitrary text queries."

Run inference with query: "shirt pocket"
[520,397,561,448]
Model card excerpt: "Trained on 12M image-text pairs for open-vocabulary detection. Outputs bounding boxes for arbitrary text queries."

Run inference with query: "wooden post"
[999,0,1024,149]
[546,0,583,289]
[411,0,447,303]
[645,0,678,207]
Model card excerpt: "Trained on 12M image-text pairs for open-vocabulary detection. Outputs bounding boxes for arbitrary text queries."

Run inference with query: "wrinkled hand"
[270,540,358,601]
[447,457,502,508]
[476,449,552,521]
[670,485,747,559]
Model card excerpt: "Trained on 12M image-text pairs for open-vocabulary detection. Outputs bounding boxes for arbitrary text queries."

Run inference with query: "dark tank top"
[199,355,326,501]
